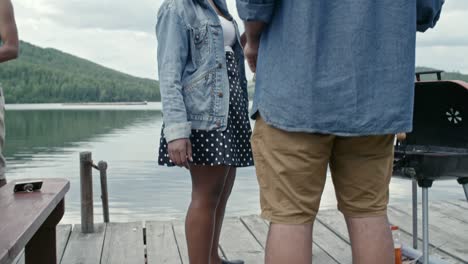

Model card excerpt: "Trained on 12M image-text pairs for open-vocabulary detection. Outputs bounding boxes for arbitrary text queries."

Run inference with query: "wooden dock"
[14,200,467,264]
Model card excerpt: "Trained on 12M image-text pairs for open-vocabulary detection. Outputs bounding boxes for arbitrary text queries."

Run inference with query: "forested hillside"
[0,41,160,103]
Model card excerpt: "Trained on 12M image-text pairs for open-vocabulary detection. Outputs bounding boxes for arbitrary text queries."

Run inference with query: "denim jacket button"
[218,92,223,98]
[218,63,223,69]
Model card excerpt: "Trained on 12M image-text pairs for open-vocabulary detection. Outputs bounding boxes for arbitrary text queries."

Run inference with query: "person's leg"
[345,215,394,264]
[330,135,395,264]
[186,165,230,264]
[0,87,5,188]
[251,116,333,264]
[210,166,237,264]
[265,223,313,264]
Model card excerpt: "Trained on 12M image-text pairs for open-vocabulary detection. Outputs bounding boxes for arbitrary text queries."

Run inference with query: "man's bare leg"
[265,224,313,264]
[345,215,394,264]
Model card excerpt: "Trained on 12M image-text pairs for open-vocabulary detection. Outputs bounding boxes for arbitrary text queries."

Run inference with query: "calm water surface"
[4,103,466,223]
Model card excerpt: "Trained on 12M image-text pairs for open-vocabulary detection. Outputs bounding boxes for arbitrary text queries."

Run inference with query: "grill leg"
[418,179,433,264]
[412,179,418,249]
[422,187,429,264]
[457,178,468,201]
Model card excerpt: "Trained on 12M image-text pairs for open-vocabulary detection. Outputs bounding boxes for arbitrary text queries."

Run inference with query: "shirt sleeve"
[156,2,191,142]
[236,0,276,23]
[417,0,445,32]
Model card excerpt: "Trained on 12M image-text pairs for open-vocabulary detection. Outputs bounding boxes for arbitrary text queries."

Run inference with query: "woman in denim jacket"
[156,0,252,263]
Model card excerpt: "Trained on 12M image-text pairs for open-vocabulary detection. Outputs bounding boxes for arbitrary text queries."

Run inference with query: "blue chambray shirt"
[237,0,444,136]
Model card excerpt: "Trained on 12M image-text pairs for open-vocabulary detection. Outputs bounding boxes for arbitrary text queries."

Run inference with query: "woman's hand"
[168,138,193,169]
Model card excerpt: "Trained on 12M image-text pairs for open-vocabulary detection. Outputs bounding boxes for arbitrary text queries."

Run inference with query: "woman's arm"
[0,0,19,63]
[156,3,192,168]
[156,3,190,142]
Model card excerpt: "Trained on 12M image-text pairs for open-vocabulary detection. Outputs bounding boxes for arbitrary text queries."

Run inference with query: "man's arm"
[0,0,19,63]
[236,0,276,72]
[243,21,265,72]
[417,0,444,32]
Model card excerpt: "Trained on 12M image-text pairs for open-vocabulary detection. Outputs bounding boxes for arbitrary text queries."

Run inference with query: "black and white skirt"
[158,52,254,168]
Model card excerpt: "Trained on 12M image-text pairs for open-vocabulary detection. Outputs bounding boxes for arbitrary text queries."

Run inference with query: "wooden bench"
[0,178,70,264]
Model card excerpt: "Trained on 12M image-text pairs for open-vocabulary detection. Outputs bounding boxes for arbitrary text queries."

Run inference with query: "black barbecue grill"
[393,70,468,264]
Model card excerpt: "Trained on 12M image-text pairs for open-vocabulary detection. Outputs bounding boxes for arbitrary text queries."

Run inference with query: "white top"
[219,15,236,52]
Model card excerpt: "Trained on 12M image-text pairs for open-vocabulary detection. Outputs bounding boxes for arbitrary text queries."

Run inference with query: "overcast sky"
[12,0,468,80]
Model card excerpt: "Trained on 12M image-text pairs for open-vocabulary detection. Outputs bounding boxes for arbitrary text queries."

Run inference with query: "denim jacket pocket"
[183,71,215,116]
[190,24,211,67]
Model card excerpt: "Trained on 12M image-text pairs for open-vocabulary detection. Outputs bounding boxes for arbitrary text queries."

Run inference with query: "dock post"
[98,161,110,223]
[80,152,94,233]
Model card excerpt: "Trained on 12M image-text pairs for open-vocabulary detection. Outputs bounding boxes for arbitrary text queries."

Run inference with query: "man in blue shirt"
[237,0,443,263]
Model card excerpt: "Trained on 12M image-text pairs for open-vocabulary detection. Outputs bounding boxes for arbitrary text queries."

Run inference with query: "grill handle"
[415,70,444,81]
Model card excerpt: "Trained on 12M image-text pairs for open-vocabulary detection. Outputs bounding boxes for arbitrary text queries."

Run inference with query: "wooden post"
[98,161,110,223]
[80,152,94,233]
[25,200,65,264]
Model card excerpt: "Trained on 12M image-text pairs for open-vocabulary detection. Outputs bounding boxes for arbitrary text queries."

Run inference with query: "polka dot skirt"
[158,52,254,167]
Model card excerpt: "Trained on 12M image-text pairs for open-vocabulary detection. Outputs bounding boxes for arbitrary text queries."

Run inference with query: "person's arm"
[236,0,276,72]
[0,0,19,63]
[417,0,444,32]
[243,21,266,72]
[156,3,192,168]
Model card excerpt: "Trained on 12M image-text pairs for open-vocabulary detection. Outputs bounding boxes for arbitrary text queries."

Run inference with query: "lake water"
[4,103,466,224]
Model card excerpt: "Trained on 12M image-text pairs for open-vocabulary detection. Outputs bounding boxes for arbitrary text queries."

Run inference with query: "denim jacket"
[156,0,247,142]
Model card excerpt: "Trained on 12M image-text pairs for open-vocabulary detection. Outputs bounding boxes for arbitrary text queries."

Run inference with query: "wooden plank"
[429,201,468,224]
[313,243,339,264]
[391,203,468,241]
[172,220,226,264]
[313,220,352,264]
[387,207,468,262]
[317,209,462,264]
[0,179,70,264]
[430,201,468,224]
[447,200,468,210]
[146,221,181,264]
[172,221,189,264]
[14,250,24,264]
[219,218,264,263]
[101,222,145,264]
[14,224,72,264]
[243,216,338,264]
[239,216,268,248]
[57,224,73,263]
[61,223,106,264]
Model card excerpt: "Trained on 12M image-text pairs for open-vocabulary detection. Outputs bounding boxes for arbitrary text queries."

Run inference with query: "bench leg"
[25,199,65,264]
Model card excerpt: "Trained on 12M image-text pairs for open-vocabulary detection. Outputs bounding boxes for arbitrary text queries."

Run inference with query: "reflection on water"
[4,104,466,224]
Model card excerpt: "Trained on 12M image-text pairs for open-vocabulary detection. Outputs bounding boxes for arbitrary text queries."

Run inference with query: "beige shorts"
[252,116,394,224]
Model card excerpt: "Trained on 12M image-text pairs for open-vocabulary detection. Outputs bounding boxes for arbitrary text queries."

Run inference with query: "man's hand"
[168,138,193,169]
[243,21,266,73]
[244,40,260,73]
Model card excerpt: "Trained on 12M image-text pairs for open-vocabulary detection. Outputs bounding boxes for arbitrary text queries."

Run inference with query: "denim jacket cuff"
[164,122,192,142]
[237,0,275,23]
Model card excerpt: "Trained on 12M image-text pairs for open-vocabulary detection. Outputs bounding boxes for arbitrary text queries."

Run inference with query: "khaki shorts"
[252,116,394,224]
